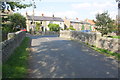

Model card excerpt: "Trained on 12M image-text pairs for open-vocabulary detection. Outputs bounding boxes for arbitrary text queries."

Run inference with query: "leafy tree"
[2,2,32,12]
[35,22,41,32]
[1,2,32,41]
[48,23,60,32]
[95,11,117,36]
[8,13,27,32]
[81,25,84,30]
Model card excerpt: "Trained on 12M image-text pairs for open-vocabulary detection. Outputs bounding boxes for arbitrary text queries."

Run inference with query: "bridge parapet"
[1,31,26,62]
[60,31,120,53]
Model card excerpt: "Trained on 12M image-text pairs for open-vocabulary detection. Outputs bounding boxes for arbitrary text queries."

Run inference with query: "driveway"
[28,35,118,78]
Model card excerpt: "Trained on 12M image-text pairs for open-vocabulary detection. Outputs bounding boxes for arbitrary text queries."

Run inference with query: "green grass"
[107,36,120,39]
[2,37,30,78]
[91,46,120,60]
[71,39,120,60]
[82,41,120,60]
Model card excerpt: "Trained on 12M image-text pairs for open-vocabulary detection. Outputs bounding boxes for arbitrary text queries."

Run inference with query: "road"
[28,35,118,78]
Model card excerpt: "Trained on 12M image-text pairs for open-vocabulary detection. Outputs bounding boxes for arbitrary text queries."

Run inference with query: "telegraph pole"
[116,0,120,24]
[31,0,36,34]
[116,0,120,35]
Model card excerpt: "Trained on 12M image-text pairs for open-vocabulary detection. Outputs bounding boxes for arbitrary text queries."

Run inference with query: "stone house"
[63,17,94,31]
[84,19,96,31]
[26,14,64,32]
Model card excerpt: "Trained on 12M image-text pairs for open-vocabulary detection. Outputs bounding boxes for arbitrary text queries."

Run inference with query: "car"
[81,30,91,32]
[20,28,27,31]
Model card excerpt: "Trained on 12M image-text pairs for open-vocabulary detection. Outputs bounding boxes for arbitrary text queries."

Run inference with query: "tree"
[95,11,117,36]
[8,13,27,32]
[35,22,41,32]
[48,23,60,32]
[2,2,32,12]
[1,2,32,41]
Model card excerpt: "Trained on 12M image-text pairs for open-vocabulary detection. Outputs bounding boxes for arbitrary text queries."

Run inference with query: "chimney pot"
[53,14,54,17]
[42,13,44,16]
[76,17,78,20]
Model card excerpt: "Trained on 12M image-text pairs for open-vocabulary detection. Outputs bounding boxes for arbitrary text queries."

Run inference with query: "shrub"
[48,23,60,32]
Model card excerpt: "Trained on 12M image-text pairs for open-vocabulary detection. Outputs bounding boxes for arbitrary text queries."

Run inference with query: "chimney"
[53,14,54,17]
[76,17,78,20]
[26,12,28,16]
[42,13,44,16]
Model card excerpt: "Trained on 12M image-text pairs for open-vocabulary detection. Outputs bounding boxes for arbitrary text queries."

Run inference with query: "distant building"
[63,17,83,30]
[85,19,96,31]
[85,19,95,25]
[63,17,96,31]
[26,13,64,32]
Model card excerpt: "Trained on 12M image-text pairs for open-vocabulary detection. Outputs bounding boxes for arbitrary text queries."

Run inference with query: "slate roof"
[70,19,90,24]
[27,15,64,22]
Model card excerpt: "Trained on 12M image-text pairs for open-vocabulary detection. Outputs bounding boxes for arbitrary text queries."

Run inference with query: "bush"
[68,25,76,31]
[35,22,41,32]
[8,13,27,32]
[48,23,60,32]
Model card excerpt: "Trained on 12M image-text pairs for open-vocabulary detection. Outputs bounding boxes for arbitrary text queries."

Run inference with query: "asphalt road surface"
[28,35,118,78]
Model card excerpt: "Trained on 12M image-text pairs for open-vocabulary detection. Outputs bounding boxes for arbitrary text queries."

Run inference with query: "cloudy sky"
[17,0,118,20]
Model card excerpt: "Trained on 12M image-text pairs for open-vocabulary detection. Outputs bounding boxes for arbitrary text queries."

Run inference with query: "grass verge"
[107,36,120,39]
[2,37,31,78]
[90,45,120,61]
[71,39,120,61]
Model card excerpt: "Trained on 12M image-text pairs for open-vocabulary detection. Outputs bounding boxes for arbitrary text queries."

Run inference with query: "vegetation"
[2,2,31,41]
[81,25,84,30]
[91,46,120,60]
[35,22,41,32]
[2,37,30,78]
[2,2,32,12]
[83,41,120,60]
[48,23,60,32]
[95,11,117,36]
[67,25,76,31]
[107,36,120,39]
[2,13,27,41]
[9,13,27,32]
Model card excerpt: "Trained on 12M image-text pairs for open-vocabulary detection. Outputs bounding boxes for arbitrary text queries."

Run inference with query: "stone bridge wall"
[35,31,59,35]
[1,31,26,62]
[60,31,120,53]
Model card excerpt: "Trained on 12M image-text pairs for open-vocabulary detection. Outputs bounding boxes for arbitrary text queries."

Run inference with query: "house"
[84,19,96,31]
[63,17,92,31]
[63,17,83,30]
[85,19,95,25]
[26,13,64,32]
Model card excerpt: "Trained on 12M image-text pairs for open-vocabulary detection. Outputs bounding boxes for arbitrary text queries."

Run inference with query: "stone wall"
[60,31,120,53]
[1,31,26,62]
[35,31,59,36]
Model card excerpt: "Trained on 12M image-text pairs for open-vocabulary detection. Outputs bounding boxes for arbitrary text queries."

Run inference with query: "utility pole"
[116,0,120,24]
[116,0,120,35]
[31,0,36,34]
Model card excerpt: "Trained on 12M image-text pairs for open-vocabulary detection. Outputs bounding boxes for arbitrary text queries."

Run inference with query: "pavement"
[28,35,118,78]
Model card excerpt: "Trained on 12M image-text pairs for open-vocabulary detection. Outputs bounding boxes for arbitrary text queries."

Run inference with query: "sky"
[16,0,118,20]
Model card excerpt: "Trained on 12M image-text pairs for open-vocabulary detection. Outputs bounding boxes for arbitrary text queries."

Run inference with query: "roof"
[27,15,64,22]
[70,20,90,24]
[70,19,84,24]
[85,19,95,25]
